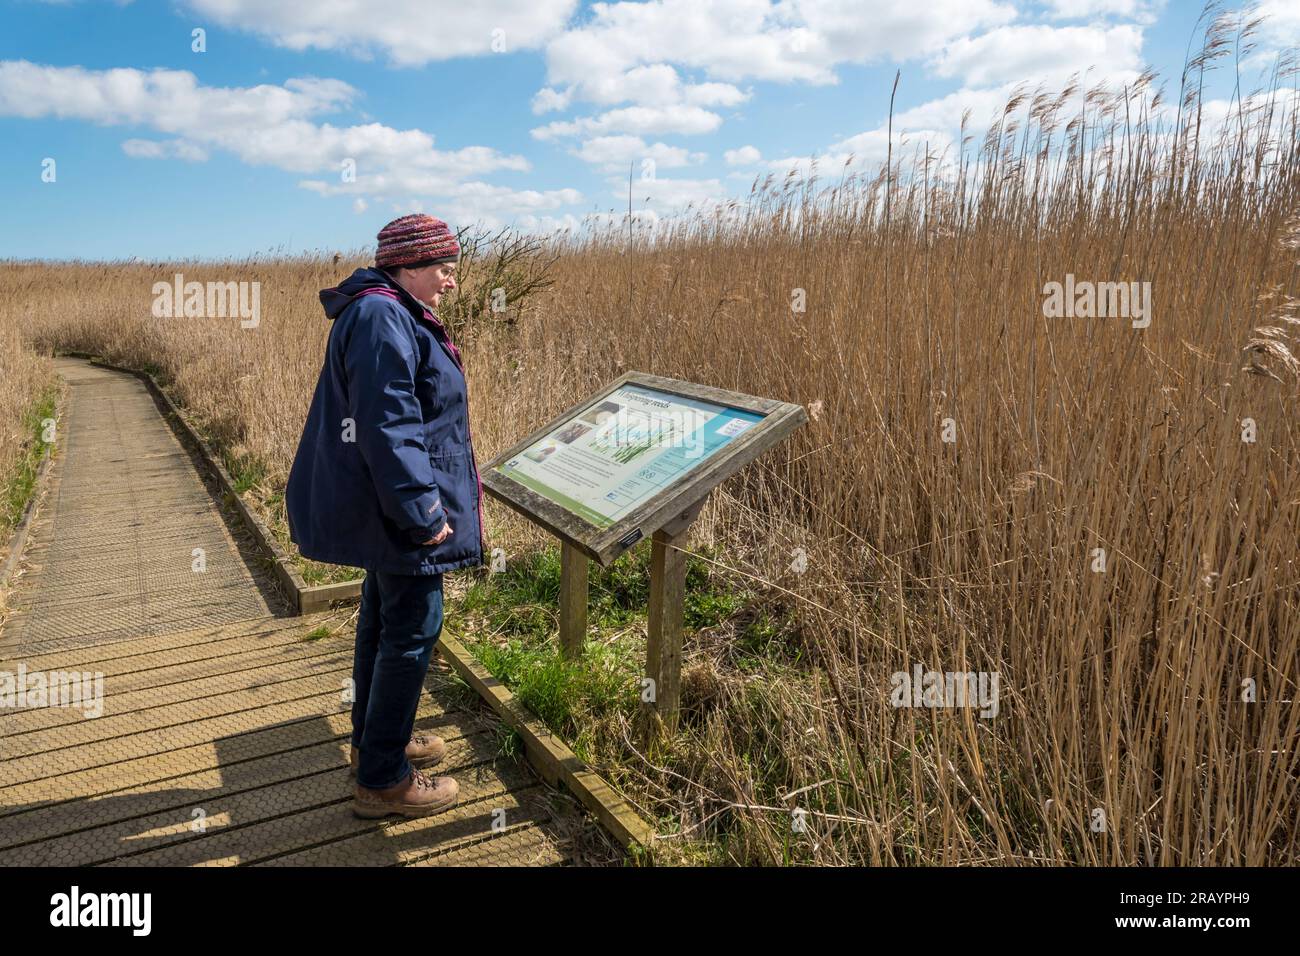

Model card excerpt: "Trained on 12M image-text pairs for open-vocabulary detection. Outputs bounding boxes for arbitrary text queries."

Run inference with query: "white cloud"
[933,24,1145,88]
[1197,86,1300,153]
[1041,0,1163,21]
[614,173,729,214]
[532,86,574,114]
[428,180,583,210]
[1255,0,1300,49]
[0,60,568,218]
[724,144,762,165]
[768,124,954,179]
[792,0,1019,65]
[888,85,1021,132]
[541,2,831,94]
[683,81,751,107]
[532,104,725,139]
[762,85,1015,183]
[542,0,1016,98]
[573,135,705,173]
[537,59,751,114]
[121,138,209,161]
[179,0,579,66]
[432,202,586,235]
[529,0,1017,143]
[882,76,1121,149]
[0,61,354,126]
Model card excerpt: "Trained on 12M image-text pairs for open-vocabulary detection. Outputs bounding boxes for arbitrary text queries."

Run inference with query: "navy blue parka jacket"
[286,267,485,575]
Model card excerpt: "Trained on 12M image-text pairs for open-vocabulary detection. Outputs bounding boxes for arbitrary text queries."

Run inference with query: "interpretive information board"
[483,370,807,727]
[494,383,765,529]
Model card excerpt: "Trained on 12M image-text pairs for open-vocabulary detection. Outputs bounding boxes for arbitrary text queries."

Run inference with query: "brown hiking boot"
[352,767,459,819]
[349,734,446,777]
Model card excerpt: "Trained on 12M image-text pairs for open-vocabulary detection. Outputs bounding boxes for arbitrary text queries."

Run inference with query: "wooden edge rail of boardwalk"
[0,356,645,866]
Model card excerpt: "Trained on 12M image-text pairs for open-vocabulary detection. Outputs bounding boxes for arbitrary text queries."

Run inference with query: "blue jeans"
[351,570,444,789]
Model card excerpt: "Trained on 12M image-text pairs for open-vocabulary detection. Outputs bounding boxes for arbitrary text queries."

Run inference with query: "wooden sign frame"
[482,370,807,566]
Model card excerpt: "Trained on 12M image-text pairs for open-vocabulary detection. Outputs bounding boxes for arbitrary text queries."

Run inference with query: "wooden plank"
[646,526,688,733]
[558,540,588,659]
[63,352,308,611]
[301,579,364,613]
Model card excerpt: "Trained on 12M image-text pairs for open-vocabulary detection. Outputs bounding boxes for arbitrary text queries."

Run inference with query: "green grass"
[472,636,640,763]
[302,624,332,641]
[1,381,59,534]
[449,540,754,764]
[222,448,269,497]
[458,540,750,635]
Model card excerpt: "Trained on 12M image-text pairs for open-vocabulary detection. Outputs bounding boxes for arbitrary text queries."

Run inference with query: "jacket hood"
[319,266,427,321]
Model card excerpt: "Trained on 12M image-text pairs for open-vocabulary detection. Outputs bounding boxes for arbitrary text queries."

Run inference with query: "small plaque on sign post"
[482,371,806,735]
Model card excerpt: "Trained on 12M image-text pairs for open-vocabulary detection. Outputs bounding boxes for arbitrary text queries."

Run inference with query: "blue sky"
[1,0,1295,260]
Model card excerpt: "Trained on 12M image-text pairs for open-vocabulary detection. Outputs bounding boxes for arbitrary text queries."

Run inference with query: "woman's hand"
[420,523,453,546]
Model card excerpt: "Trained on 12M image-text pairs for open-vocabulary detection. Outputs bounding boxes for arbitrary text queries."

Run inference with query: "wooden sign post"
[482,372,806,736]
[558,540,588,660]
[643,493,707,730]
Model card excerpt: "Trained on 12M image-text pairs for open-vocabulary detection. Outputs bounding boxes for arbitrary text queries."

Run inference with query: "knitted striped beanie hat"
[375,214,459,269]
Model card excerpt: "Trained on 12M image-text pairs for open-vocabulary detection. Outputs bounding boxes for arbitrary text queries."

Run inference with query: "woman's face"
[400,261,457,308]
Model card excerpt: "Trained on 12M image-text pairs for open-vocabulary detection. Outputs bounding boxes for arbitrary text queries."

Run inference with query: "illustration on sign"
[494,384,764,528]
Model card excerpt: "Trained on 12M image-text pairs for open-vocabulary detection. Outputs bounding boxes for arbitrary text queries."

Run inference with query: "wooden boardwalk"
[0,359,612,866]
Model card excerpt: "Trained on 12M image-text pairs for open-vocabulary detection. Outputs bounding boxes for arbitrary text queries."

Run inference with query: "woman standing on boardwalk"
[286,214,485,818]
